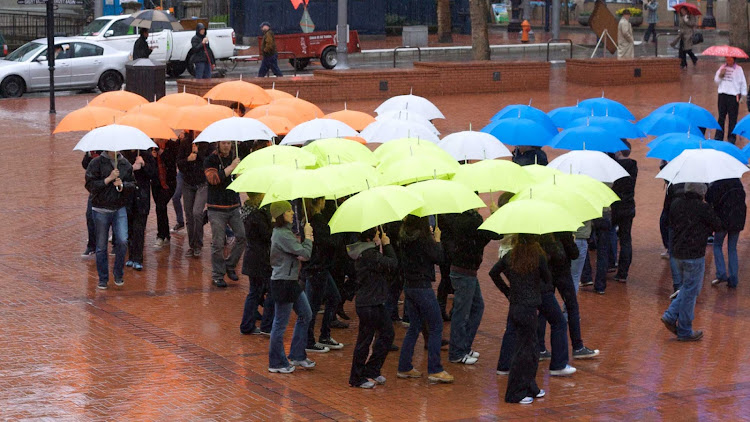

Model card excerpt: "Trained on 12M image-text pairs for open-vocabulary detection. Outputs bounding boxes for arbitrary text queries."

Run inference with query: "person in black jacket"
[82,151,101,256]
[447,206,501,365]
[302,197,344,352]
[512,146,548,166]
[661,183,722,341]
[611,142,638,282]
[240,192,275,335]
[151,138,179,249]
[132,28,152,60]
[204,141,246,287]
[347,227,398,389]
[436,213,457,321]
[85,151,136,290]
[706,178,746,288]
[122,150,157,271]
[190,23,213,79]
[176,132,212,257]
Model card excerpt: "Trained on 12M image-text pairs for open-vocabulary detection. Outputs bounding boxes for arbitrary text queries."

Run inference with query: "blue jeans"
[194,61,212,79]
[268,291,312,369]
[398,287,444,374]
[714,231,740,287]
[93,207,128,284]
[570,238,588,292]
[449,272,485,361]
[86,196,96,249]
[663,258,705,338]
[305,270,341,346]
[258,54,283,77]
[172,171,184,226]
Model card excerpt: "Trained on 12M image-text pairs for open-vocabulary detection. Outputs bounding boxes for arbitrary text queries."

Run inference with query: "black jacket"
[241,204,273,279]
[82,151,100,170]
[611,158,638,220]
[348,243,398,307]
[302,212,335,274]
[204,151,240,210]
[489,252,552,307]
[133,35,152,60]
[153,140,179,193]
[446,210,501,274]
[539,233,578,291]
[669,192,723,259]
[706,178,747,233]
[190,25,214,64]
[122,151,157,215]
[85,153,136,210]
[177,138,212,186]
[512,147,548,166]
[398,230,443,289]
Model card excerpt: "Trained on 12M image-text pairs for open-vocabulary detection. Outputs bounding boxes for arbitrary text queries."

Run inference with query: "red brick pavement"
[2,59,750,420]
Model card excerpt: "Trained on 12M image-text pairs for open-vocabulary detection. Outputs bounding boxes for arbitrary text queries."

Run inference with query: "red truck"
[259,30,361,70]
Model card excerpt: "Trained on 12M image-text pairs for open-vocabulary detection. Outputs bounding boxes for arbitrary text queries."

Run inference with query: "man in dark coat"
[611,142,638,282]
[82,151,101,256]
[122,150,157,270]
[707,178,746,288]
[176,133,213,257]
[512,146,548,166]
[190,23,213,79]
[258,21,283,77]
[151,139,179,249]
[132,28,152,60]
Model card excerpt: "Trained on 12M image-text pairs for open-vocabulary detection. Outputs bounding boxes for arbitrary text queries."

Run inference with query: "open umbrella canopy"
[115,113,176,139]
[733,114,750,138]
[548,150,630,183]
[656,149,749,184]
[490,105,558,134]
[126,102,178,127]
[203,80,272,107]
[564,116,645,139]
[193,117,275,143]
[510,184,603,222]
[89,91,148,112]
[227,165,289,193]
[126,9,183,31]
[524,164,563,183]
[250,114,294,136]
[360,119,440,144]
[260,168,354,207]
[378,154,460,186]
[172,105,236,132]
[547,105,591,128]
[578,97,635,120]
[517,173,619,208]
[375,94,445,120]
[646,134,748,163]
[279,118,359,146]
[451,159,531,193]
[324,109,376,131]
[637,112,705,136]
[316,162,381,199]
[701,45,748,59]
[273,98,324,121]
[481,117,557,147]
[375,110,440,135]
[233,144,317,174]
[157,92,208,107]
[650,102,720,130]
[437,131,512,161]
[54,106,124,133]
[672,2,702,15]
[479,199,583,235]
[73,124,157,152]
[303,137,377,167]
[549,126,629,152]
[328,185,424,234]
[265,88,295,101]
[375,138,456,166]
[245,103,306,126]
[406,179,486,217]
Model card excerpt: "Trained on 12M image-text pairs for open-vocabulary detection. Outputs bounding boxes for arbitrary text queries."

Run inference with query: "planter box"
[566,57,681,86]
[578,15,591,26]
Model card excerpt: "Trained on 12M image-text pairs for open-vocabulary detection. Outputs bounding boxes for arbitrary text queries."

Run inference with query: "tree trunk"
[437,0,453,43]
[729,0,750,52]
[470,0,490,60]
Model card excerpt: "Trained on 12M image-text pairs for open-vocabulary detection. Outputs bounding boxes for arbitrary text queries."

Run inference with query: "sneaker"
[290,358,316,369]
[97,282,108,290]
[318,338,344,350]
[469,350,480,358]
[573,346,600,359]
[373,375,386,385]
[260,330,271,336]
[401,321,411,328]
[397,369,422,378]
[678,330,704,342]
[614,276,627,283]
[580,280,594,287]
[660,250,670,259]
[317,309,325,314]
[171,223,185,232]
[133,262,143,271]
[594,289,605,295]
[354,381,376,389]
[305,344,330,353]
[241,327,261,335]
[707,236,714,245]
[226,270,239,282]
[428,371,454,383]
[661,316,677,335]
[82,247,95,257]
[496,370,509,375]
[212,279,228,288]
[114,278,124,287]
[268,365,295,374]
[519,397,534,405]
[450,354,478,365]
[711,278,728,286]
[126,260,134,267]
[185,248,194,257]
[330,319,350,329]
[536,389,546,398]
[669,289,680,300]
[153,238,168,249]
[539,350,551,361]
[550,365,577,376]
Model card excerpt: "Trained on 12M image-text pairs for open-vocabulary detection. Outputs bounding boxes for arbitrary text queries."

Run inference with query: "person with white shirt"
[714,57,748,144]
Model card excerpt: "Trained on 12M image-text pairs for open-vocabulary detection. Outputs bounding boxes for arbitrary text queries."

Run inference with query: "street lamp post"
[335,0,350,70]
[702,0,716,28]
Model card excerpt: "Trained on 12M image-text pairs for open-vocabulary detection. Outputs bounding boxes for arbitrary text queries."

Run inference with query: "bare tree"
[470,0,490,59]
[437,0,453,43]
[729,0,750,52]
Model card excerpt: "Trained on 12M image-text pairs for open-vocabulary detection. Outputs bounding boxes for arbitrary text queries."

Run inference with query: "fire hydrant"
[521,20,531,43]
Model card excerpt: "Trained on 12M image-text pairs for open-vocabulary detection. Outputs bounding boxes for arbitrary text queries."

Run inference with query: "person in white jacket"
[714,56,747,144]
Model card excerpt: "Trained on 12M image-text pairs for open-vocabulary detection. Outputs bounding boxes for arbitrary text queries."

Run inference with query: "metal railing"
[0,12,87,49]
[393,46,421,68]
[546,38,573,62]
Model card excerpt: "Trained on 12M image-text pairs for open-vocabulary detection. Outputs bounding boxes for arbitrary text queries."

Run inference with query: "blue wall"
[102,0,144,16]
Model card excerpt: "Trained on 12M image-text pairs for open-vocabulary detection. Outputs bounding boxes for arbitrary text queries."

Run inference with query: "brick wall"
[566,58,681,86]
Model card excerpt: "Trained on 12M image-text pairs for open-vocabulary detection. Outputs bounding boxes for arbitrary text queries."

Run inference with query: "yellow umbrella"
[378,154,459,186]
[510,184,603,221]
[519,173,619,208]
[374,137,448,162]
[524,164,563,183]
[328,185,423,234]
[233,145,317,174]
[451,159,531,194]
[316,162,380,199]
[303,138,377,167]
[227,165,289,193]
[406,179,486,217]
[479,199,583,235]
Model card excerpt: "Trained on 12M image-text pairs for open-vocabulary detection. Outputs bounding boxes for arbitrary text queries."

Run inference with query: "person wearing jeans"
[82,151,101,256]
[570,221,591,292]
[258,22,283,77]
[706,178,746,288]
[177,134,211,258]
[269,292,313,370]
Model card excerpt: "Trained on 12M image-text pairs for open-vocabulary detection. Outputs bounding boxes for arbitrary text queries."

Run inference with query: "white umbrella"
[656,149,749,184]
[73,124,157,152]
[360,119,440,144]
[375,94,445,120]
[548,150,629,183]
[279,118,358,146]
[375,110,440,135]
[438,131,512,161]
[193,117,276,143]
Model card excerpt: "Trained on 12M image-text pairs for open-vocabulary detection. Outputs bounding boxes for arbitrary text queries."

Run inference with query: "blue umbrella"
[651,102,720,130]
[481,117,557,147]
[547,106,592,128]
[733,114,750,137]
[647,134,747,163]
[490,105,558,134]
[549,126,629,152]
[637,113,705,137]
[579,97,635,120]
[564,116,645,139]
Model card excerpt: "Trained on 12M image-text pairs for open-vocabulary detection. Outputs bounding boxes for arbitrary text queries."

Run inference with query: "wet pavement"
[2,59,750,420]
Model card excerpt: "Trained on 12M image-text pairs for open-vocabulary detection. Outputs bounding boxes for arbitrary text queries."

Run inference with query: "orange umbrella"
[265,88,295,101]
[89,91,148,112]
[325,109,376,131]
[250,115,295,136]
[272,98,324,122]
[53,106,125,133]
[245,104,307,126]
[157,92,208,107]
[127,103,178,127]
[116,113,177,139]
[204,80,273,107]
[172,104,237,132]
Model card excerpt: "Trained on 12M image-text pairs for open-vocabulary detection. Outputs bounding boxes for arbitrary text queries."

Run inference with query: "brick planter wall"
[566,58,681,86]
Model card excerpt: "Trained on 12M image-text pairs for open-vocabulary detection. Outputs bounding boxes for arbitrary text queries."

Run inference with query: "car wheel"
[0,75,25,98]
[167,61,187,78]
[289,58,310,71]
[98,70,123,92]
[321,46,337,69]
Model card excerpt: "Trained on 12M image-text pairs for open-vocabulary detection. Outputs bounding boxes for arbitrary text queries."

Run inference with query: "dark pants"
[305,270,341,347]
[241,276,275,333]
[644,23,657,42]
[504,304,541,403]
[386,276,403,320]
[448,272,485,361]
[612,214,634,279]
[86,196,96,249]
[659,206,670,250]
[258,54,283,77]
[715,93,739,143]
[194,61,212,79]
[594,223,611,292]
[398,287,445,374]
[538,274,584,352]
[127,210,148,263]
[183,183,207,251]
[678,39,697,68]
[172,171,184,226]
[437,261,454,313]
[349,304,394,387]
[207,208,247,281]
[151,185,174,241]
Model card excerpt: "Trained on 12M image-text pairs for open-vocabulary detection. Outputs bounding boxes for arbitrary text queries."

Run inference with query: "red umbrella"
[673,3,702,16]
[702,45,749,59]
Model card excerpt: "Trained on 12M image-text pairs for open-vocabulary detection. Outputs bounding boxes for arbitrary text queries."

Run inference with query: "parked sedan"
[0,37,129,98]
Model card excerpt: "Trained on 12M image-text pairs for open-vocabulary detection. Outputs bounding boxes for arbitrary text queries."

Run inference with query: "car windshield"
[4,41,45,62]
[80,19,109,36]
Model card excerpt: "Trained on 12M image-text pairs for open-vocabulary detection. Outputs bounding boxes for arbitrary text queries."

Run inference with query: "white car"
[0,37,129,98]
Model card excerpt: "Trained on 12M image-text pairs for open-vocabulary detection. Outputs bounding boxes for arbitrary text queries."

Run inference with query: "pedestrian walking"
[671,8,697,69]
[713,56,747,143]
[617,9,634,59]
[643,0,658,43]
[132,28,153,60]
[591,205,612,294]
[611,142,638,282]
[123,150,156,271]
[150,138,178,249]
[82,151,101,256]
[706,178,746,289]
[177,133,211,258]
[570,221,591,291]
[170,170,185,233]
[190,23,214,79]
[258,22,283,78]
[240,192,275,336]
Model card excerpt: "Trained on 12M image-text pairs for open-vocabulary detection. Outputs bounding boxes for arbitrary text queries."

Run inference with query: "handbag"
[691,32,704,45]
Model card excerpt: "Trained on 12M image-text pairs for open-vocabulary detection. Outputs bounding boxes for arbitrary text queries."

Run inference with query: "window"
[73,43,104,58]
[110,20,137,37]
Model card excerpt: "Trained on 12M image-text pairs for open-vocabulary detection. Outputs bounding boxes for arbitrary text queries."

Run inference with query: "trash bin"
[402,26,428,47]
[125,58,166,102]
